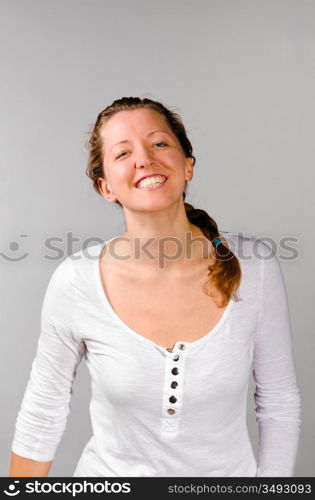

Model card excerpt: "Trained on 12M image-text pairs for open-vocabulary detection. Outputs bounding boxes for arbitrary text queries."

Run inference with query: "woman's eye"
[115,143,167,160]
[115,151,127,160]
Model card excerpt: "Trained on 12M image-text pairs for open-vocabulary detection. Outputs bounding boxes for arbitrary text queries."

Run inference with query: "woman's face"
[98,108,194,212]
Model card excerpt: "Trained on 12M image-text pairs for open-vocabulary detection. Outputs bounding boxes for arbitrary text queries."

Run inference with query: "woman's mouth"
[136,175,168,190]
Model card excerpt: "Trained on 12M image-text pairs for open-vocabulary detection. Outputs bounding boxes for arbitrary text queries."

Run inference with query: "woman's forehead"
[100,109,171,143]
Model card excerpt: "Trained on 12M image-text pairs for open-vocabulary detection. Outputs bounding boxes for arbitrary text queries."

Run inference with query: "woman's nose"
[134,146,154,168]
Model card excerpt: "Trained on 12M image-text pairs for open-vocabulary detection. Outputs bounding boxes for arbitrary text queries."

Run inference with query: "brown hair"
[85,96,242,307]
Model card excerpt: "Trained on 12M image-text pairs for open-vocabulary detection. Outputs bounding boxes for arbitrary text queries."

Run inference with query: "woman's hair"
[86,96,242,307]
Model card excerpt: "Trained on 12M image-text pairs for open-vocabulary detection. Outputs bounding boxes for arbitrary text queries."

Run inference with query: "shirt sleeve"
[253,240,302,477]
[11,256,85,462]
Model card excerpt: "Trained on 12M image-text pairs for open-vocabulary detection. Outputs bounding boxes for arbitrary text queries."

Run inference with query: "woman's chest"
[99,259,228,349]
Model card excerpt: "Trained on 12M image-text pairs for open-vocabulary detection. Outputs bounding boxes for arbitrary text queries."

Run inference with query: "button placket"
[160,342,187,436]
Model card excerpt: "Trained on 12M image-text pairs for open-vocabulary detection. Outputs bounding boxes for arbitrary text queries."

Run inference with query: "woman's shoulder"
[220,230,275,265]
[43,242,105,292]
[66,240,106,265]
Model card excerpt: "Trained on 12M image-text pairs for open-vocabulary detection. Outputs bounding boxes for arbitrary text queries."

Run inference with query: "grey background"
[1,0,314,476]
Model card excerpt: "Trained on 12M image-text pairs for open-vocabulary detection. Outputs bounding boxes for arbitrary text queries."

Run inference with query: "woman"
[9,96,302,477]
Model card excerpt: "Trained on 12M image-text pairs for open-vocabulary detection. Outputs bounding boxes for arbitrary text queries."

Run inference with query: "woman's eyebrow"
[147,129,173,138]
[111,129,173,150]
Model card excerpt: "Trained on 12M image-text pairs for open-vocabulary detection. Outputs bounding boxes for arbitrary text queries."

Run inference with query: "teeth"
[137,176,167,188]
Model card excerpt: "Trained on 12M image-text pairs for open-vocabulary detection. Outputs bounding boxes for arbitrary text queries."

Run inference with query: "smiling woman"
[87,97,242,308]
[9,96,302,478]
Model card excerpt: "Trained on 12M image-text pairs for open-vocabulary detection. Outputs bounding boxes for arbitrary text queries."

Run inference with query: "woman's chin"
[125,196,174,211]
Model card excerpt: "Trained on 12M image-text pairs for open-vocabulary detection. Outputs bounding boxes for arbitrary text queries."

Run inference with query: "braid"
[184,202,219,242]
[184,201,242,307]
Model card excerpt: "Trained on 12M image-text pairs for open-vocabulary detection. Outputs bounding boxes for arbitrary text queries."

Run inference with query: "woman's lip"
[136,177,168,190]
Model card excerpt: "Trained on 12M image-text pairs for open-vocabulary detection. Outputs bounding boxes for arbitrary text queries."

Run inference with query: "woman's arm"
[10,257,85,472]
[253,240,302,477]
[9,452,52,477]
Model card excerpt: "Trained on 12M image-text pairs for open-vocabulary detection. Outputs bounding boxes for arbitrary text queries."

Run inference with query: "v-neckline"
[93,238,235,353]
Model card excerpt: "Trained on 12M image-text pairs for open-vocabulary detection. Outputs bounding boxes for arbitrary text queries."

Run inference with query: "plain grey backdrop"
[1,0,314,476]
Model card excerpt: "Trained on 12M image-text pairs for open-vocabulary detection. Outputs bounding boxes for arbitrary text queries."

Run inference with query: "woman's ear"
[184,157,194,182]
[97,178,118,203]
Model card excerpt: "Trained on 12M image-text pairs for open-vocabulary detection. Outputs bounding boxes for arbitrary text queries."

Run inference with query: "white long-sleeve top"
[11,231,302,477]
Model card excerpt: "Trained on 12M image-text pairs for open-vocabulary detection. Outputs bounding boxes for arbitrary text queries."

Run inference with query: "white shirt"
[11,231,302,477]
